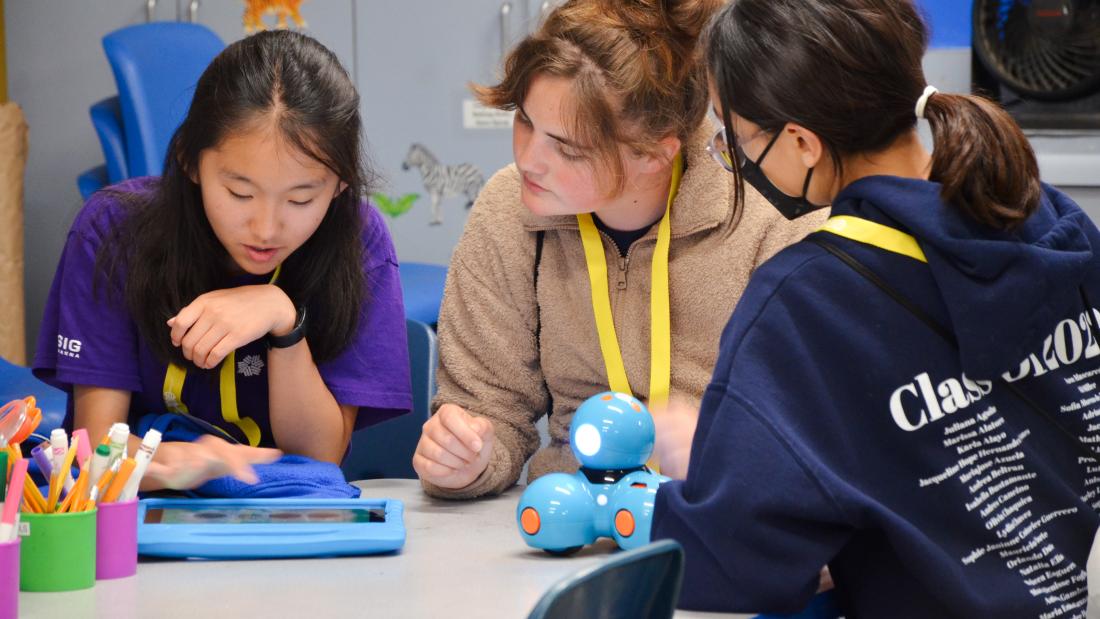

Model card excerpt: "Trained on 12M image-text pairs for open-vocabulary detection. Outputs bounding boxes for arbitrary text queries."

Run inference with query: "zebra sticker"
[402,143,485,225]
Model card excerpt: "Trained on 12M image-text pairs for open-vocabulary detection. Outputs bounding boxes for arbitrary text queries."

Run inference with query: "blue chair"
[0,357,67,441]
[77,97,130,200]
[90,96,129,184]
[102,22,224,177]
[341,318,437,480]
[527,540,685,619]
[77,165,109,201]
[398,263,448,326]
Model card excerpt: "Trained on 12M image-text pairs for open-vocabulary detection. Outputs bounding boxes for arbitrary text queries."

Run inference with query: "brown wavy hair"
[474,0,724,194]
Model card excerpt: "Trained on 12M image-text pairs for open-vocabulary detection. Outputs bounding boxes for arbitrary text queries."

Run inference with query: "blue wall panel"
[917,0,971,49]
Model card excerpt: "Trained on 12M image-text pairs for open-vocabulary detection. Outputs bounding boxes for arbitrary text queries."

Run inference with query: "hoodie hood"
[831,175,1095,379]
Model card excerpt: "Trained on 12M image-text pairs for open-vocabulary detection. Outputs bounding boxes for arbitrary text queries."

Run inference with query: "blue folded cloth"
[135,413,361,499]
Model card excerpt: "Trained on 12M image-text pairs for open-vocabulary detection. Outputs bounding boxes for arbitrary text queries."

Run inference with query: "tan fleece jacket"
[424,123,828,499]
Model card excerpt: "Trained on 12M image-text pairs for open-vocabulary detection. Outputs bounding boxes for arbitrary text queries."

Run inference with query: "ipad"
[137,497,405,559]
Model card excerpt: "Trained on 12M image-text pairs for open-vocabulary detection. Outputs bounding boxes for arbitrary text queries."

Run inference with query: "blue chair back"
[90,96,129,184]
[0,357,67,441]
[77,166,109,201]
[341,318,436,480]
[102,23,224,177]
[527,540,685,619]
[398,263,448,326]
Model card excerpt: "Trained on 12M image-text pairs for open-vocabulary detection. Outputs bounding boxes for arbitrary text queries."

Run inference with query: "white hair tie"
[915,85,938,119]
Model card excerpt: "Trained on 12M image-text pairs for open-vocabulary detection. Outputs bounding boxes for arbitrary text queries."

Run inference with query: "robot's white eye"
[574,423,601,457]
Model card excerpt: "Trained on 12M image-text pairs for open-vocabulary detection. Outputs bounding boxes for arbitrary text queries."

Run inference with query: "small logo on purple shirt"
[57,335,82,359]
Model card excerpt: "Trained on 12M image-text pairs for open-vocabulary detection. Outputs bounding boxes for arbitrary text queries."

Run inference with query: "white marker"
[107,423,130,465]
[90,444,111,486]
[49,429,75,492]
[120,429,161,501]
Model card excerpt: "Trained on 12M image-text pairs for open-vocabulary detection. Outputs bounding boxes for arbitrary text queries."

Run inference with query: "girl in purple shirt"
[34,31,411,490]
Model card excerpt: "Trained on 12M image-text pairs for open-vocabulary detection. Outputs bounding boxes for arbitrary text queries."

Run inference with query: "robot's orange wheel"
[614,509,636,537]
[520,507,541,535]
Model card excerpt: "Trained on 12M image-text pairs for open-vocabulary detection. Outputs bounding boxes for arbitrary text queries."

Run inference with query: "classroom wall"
[0,0,7,104]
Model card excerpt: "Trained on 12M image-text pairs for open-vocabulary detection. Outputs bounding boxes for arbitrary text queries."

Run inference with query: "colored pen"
[0,459,28,541]
[31,442,53,478]
[0,452,7,500]
[49,428,76,493]
[102,458,136,503]
[90,444,110,486]
[49,428,67,471]
[120,429,161,501]
[72,429,92,470]
[107,423,130,465]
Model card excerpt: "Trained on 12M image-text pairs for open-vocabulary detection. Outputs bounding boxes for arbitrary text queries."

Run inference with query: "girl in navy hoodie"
[652,1,1100,617]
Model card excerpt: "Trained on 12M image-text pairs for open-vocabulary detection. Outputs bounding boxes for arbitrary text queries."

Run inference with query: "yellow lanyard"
[161,265,282,447]
[577,153,682,410]
[820,215,927,263]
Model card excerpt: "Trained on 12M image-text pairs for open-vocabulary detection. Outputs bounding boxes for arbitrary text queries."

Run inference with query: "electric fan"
[972,0,1100,128]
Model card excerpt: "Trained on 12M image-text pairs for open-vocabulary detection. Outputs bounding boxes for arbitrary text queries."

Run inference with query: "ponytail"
[924,93,1041,231]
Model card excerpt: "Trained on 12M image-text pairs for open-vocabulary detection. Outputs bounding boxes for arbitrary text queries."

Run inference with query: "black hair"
[97,30,373,367]
[706,0,1040,230]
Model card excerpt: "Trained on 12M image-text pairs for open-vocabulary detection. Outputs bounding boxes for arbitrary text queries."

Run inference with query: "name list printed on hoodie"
[911,311,1100,618]
[919,406,1087,618]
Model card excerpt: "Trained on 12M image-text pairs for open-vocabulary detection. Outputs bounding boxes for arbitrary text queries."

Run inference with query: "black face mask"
[739,131,828,221]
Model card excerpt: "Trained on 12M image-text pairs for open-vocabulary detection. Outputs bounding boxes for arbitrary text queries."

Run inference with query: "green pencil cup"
[19,509,97,591]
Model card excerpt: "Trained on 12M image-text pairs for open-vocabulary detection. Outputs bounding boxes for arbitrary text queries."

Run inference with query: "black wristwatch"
[267,306,308,349]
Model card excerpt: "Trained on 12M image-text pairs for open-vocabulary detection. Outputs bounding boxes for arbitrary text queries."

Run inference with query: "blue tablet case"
[137,497,405,559]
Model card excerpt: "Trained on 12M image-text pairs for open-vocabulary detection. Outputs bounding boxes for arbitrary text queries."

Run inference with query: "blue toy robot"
[516,391,671,555]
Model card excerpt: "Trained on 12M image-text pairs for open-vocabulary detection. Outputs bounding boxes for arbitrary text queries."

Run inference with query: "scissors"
[0,396,42,447]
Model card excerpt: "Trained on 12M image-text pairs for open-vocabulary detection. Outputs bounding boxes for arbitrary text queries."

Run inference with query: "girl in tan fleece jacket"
[414,0,827,499]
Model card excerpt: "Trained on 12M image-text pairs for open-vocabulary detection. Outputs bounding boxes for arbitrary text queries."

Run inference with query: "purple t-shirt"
[33,177,412,447]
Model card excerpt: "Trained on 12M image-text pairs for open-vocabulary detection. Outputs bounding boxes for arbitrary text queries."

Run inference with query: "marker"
[72,429,92,469]
[88,443,109,484]
[48,429,76,493]
[120,429,161,501]
[0,459,28,541]
[107,423,129,465]
[49,428,67,472]
[31,443,53,479]
[0,451,7,500]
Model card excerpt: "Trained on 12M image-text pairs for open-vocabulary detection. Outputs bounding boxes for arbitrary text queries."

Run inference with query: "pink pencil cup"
[0,537,18,619]
[96,499,138,579]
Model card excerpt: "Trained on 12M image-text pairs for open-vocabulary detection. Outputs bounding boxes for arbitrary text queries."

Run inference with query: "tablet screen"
[143,507,387,525]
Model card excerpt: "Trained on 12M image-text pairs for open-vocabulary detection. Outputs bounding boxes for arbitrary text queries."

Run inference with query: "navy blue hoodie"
[653,176,1100,618]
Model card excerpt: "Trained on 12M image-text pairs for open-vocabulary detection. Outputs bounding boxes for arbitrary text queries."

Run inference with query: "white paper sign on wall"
[463,99,514,130]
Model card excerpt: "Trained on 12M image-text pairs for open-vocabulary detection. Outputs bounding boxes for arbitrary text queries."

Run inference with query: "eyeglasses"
[706,127,738,173]
[708,125,778,174]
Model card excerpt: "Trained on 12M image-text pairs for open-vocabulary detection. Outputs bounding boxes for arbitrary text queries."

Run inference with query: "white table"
[18,479,749,618]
